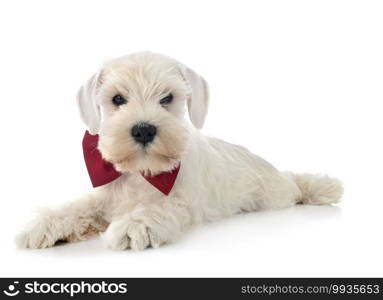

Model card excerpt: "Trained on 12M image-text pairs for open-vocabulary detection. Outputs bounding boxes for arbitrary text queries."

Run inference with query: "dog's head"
[77,52,209,175]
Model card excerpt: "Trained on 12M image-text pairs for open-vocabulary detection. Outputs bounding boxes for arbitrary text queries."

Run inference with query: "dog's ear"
[179,65,209,129]
[76,71,103,135]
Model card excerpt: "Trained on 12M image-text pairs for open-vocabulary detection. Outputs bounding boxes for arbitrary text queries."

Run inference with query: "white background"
[0,0,382,277]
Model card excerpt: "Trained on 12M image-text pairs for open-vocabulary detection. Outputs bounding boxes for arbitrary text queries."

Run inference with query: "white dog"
[16,52,343,250]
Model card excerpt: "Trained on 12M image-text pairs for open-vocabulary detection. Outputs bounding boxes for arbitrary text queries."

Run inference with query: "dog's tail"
[285,172,343,205]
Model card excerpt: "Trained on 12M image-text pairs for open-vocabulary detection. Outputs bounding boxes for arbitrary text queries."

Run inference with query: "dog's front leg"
[103,197,191,250]
[16,192,108,249]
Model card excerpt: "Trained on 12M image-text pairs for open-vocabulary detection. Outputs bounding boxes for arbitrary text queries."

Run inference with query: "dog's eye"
[112,95,127,106]
[159,93,173,105]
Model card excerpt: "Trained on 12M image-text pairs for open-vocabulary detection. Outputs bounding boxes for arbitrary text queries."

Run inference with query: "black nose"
[131,122,157,146]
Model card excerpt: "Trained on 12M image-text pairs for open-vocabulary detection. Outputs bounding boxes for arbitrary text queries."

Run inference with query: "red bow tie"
[82,131,180,195]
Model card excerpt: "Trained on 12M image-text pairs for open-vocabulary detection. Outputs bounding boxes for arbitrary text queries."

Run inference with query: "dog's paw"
[15,217,62,249]
[102,218,165,251]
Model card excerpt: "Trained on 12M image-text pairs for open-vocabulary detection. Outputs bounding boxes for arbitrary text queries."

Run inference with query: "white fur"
[16,52,343,250]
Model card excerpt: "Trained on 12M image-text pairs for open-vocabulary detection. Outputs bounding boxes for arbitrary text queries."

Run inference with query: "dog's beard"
[98,118,189,176]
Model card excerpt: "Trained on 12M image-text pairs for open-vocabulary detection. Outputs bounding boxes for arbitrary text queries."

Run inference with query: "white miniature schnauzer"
[16,52,343,250]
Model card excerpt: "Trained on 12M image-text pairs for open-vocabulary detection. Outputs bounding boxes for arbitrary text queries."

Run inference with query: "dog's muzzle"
[131,122,157,146]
